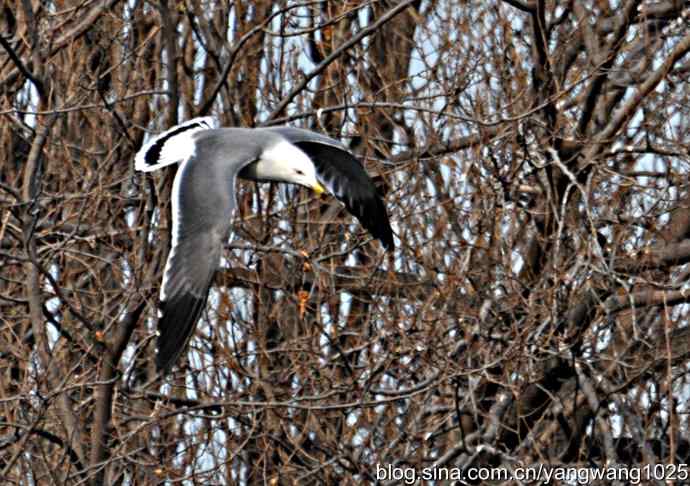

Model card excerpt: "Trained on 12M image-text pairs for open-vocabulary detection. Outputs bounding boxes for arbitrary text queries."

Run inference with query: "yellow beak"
[312,182,326,196]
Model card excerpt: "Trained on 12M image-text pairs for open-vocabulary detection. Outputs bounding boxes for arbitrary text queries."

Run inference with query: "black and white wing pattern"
[135,117,217,172]
[266,127,394,250]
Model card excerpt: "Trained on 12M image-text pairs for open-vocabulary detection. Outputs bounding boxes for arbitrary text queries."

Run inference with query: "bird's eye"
[296,169,305,175]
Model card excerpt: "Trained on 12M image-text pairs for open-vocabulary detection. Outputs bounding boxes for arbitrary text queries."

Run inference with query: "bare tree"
[2,0,690,484]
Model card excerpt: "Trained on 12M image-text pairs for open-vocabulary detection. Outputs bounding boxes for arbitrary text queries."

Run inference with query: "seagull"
[135,117,393,372]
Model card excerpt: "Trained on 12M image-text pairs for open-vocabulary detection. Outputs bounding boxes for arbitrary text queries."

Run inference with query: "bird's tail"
[134,117,217,172]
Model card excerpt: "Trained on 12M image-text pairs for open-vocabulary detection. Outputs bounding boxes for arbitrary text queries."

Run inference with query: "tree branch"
[585,31,690,161]
[198,3,302,116]
[604,287,690,313]
[263,0,420,123]
[500,0,535,13]
[158,0,179,125]
[0,35,45,99]
[21,112,88,468]
[89,299,147,486]
[576,0,643,137]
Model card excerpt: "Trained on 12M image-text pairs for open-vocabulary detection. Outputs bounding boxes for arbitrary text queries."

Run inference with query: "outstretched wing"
[135,124,258,372]
[265,127,394,250]
[153,153,231,372]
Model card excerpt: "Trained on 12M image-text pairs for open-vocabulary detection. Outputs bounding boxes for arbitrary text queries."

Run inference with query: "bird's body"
[135,117,393,372]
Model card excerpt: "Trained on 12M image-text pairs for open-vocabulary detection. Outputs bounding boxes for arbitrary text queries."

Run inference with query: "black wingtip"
[156,293,208,374]
[381,229,394,251]
[145,123,200,167]
[349,182,394,251]
[294,141,395,251]
[372,197,395,251]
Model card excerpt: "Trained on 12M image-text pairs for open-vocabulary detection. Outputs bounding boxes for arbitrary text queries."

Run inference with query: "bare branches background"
[2,0,690,484]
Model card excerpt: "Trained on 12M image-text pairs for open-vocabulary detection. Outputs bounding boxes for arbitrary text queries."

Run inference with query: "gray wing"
[264,127,394,250]
[156,131,259,372]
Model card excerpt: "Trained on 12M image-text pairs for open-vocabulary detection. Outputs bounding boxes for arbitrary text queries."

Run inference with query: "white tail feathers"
[134,117,217,172]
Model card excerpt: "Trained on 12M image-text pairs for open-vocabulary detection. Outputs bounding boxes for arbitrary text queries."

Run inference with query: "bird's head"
[254,140,326,195]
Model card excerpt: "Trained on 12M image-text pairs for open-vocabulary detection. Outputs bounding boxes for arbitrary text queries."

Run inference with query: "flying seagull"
[135,117,393,372]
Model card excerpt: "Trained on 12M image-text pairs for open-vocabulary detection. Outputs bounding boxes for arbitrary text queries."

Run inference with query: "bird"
[134,117,394,372]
